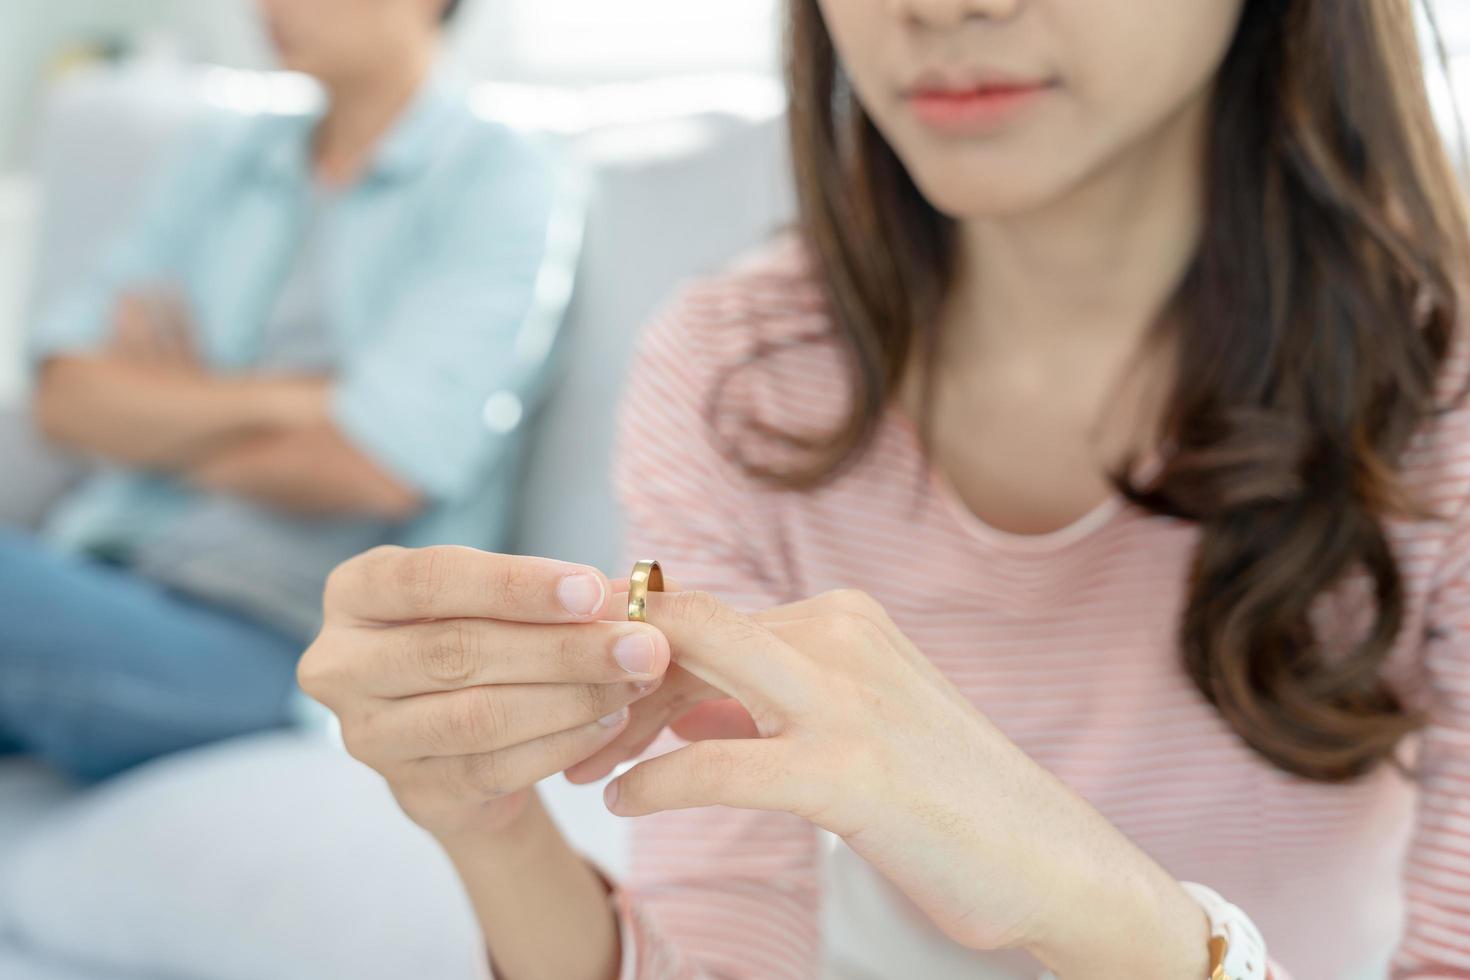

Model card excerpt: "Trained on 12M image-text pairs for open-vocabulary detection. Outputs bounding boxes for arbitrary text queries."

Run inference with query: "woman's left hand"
[567,587,1210,977]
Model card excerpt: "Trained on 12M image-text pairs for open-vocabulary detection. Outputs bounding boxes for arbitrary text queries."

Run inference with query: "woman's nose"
[884,0,1022,29]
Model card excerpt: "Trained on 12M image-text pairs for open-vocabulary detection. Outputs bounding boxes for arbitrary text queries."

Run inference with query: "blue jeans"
[0,529,304,782]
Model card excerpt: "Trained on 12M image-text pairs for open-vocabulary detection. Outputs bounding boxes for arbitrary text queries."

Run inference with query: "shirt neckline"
[884,404,1155,554]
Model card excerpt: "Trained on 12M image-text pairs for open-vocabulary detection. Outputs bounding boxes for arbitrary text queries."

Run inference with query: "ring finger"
[410,707,635,805]
[371,677,661,761]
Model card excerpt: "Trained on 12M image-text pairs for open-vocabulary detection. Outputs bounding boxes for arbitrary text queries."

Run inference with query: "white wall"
[0,0,267,170]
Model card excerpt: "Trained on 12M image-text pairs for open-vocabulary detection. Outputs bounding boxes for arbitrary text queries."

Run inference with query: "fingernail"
[604,779,620,811]
[557,573,604,617]
[612,633,656,675]
[598,706,628,728]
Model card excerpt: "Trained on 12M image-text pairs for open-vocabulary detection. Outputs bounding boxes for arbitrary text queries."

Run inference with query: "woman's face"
[255,0,440,82]
[815,0,1248,218]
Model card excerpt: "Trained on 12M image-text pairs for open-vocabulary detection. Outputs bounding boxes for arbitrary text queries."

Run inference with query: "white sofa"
[0,64,793,979]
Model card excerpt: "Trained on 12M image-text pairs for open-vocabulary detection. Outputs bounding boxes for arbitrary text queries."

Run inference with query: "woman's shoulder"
[620,234,853,470]
[633,233,849,417]
[642,233,832,360]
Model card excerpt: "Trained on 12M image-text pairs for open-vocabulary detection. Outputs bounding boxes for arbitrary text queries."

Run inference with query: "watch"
[1180,882,1268,980]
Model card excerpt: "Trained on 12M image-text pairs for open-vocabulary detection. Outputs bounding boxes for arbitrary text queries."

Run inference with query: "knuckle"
[687,741,744,792]
[664,589,723,627]
[458,689,508,750]
[323,547,394,614]
[419,621,479,687]
[457,751,508,799]
[825,588,885,619]
[473,693,514,746]
[421,689,505,754]
[827,608,887,646]
[396,547,453,616]
[487,558,535,610]
[691,740,733,778]
[339,718,376,765]
[575,682,612,719]
[344,704,399,765]
[414,706,454,756]
[548,625,583,677]
[321,564,353,614]
[296,635,344,702]
[665,589,770,647]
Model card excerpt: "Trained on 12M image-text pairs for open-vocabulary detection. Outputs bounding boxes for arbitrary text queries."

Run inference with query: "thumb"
[604,739,791,817]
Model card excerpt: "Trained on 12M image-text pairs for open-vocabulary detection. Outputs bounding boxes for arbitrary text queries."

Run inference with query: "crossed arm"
[33,290,422,520]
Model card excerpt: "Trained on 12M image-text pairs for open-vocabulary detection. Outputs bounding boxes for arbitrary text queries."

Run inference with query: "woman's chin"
[909,169,1074,222]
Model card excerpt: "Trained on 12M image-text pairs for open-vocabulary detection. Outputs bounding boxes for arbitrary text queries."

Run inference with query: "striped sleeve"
[1394,413,1470,978]
[604,281,824,979]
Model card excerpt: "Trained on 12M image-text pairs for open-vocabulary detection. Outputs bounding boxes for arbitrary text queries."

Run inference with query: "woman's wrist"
[432,787,538,855]
[1026,852,1211,979]
[436,791,623,980]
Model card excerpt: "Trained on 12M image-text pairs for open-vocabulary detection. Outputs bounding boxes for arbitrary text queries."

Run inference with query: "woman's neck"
[944,93,1210,366]
[313,45,435,188]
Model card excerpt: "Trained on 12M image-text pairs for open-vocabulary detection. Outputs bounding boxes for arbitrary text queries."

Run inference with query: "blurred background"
[0,3,1468,979]
[0,0,791,400]
[1,0,1468,401]
[0,3,799,978]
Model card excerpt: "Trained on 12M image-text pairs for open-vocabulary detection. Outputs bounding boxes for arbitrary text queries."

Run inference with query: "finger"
[754,589,917,675]
[632,589,809,713]
[135,291,187,362]
[158,316,191,365]
[562,665,716,783]
[363,680,650,760]
[561,711,669,785]
[112,292,147,328]
[324,546,615,624]
[764,591,945,692]
[137,291,174,358]
[754,588,897,635]
[561,675,687,787]
[669,698,759,742]
[410,708,633,804]
[355,618,669,697]
[161,289,199,365]
[111,303,151,358]
[608,575,689,594]
[602,573,688,622]
[604,739,799,817]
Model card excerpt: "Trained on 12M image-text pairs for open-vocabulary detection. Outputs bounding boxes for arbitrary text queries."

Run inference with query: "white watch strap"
[1180,881,1268,979]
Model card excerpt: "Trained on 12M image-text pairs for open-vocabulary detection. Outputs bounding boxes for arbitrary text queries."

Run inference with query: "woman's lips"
[905,81,1053,134]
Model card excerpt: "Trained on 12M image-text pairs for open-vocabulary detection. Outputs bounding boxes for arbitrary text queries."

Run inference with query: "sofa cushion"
[0,733,489,980]
[0,943,119,980]
[0,758,79,874]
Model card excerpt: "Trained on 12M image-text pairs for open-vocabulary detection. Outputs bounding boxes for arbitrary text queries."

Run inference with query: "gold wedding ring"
[627,559,664,623]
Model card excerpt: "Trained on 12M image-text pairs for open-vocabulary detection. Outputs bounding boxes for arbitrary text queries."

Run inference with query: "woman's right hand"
[297,545,671,840]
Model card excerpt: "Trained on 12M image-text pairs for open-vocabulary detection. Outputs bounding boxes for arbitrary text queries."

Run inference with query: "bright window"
[453,0,782,82]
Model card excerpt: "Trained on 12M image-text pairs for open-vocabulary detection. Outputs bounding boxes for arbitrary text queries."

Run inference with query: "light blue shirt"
[28,76,560,635]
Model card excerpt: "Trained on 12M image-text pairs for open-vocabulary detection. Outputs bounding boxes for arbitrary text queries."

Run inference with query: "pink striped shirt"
[605,238,1470,979]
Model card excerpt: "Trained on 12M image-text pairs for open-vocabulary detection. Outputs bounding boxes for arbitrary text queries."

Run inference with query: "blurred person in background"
[302,0,1470,978]
[0,0,555,783]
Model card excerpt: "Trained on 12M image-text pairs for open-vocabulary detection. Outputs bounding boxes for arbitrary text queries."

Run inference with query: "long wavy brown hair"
[728,0,1470,782]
